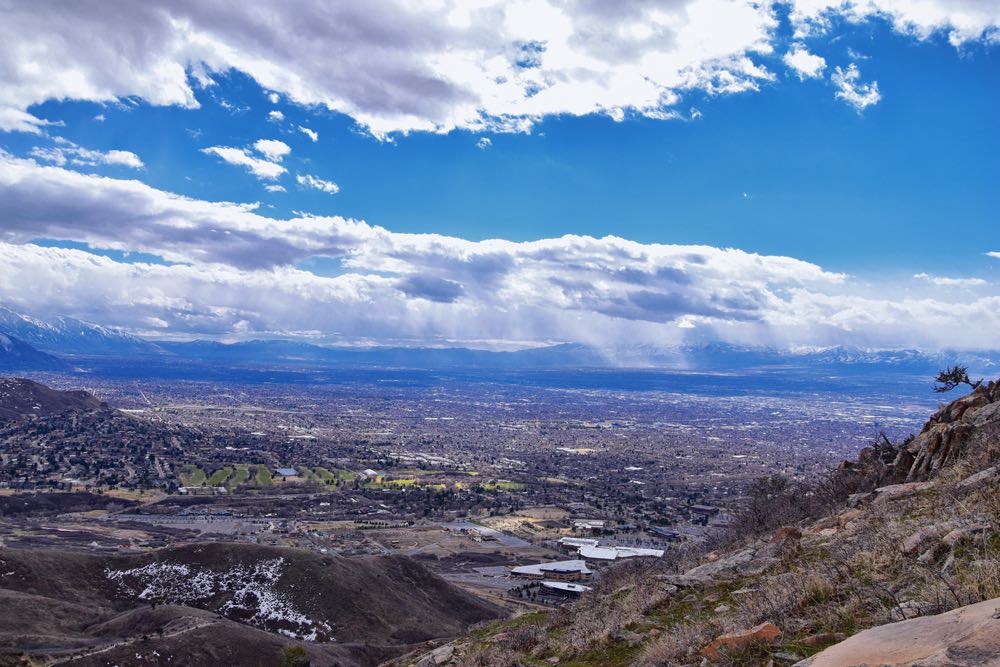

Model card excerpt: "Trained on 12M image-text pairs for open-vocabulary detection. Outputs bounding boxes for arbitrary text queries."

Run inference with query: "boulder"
[872,481,936,506]
[958,466,1000,492]
[700,622,781,661]
[794,596,1000,666]
[900,523,953,555]
[943,524,991,546]
[683,549,755,582]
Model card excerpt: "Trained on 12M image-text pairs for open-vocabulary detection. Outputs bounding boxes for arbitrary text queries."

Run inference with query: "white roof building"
[512,559,592,577]
[541,581,592,593]
[578,545,665,561]
[558,537,600,549]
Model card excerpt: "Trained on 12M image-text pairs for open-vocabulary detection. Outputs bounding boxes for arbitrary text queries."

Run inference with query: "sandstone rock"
[958,465,1000,492]
[700,622,781,661]
[900,524,952,555]
[943,524,991,546]
[801,632,845,647]
[430,645,454,665]
[872,481,935,506]
[794,596,1000,666]
[683,549,755,582]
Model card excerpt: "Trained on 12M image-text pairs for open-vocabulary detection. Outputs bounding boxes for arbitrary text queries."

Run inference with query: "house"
[689,504,719,517]
[274,467,299,477]
[511,559,593,581]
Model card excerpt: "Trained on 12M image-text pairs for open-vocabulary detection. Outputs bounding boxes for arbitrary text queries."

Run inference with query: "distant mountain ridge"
[0,305,161,356]
[0,332,69,371]
[0,305,998,375]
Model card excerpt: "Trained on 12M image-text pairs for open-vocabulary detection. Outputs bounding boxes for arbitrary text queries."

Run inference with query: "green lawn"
[254,465,273,486]
[178,464,206,487]
[207,466,233,487]
[228,464,250,491]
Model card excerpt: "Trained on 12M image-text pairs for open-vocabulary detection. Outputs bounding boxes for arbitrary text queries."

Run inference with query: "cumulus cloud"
[29,140,144,169]
[1,1,994,137]
[201,146,286,180]
[267,109,284,122]
[298,126,318,142]
[297,173,340,195]
[253,139,291,162]
[476,137,492,150]
[265,184,286,193]
[783,44,826,79]
[832,63,881,111]
[914,272,988,287]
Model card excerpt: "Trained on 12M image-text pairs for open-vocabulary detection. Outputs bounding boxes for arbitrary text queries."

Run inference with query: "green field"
[228,464,250,491]
[178,464,206,486]
[254,465,273,486]
[206,466,233,487]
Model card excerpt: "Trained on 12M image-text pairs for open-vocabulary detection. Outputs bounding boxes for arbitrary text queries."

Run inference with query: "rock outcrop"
[894,380,1000,483]
[795,596,1000,666]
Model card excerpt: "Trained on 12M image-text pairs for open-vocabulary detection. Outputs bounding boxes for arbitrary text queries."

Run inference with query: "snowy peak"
[0,306,161,356]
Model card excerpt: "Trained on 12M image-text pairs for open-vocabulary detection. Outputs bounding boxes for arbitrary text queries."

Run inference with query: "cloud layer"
[0,152,997,350]
[2,1,997,135]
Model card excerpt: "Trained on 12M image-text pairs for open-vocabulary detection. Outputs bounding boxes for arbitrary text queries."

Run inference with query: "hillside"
[0,542,501,666]
[0,376,104,420]
[0,333,68,372]
[406,380,1000,666]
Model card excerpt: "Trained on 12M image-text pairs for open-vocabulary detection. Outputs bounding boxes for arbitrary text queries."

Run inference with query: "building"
[540,581,591,599]
[558,536,599,552]
[573,519,606,531]
[511,559,593,581]
[274,467,299,477]
[689,504,719,517]
[578,545,664,562]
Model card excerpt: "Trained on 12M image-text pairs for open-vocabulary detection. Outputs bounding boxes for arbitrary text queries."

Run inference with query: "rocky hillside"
[0,376,104,420]
[0,542,501,666]
[406,380,1000,667]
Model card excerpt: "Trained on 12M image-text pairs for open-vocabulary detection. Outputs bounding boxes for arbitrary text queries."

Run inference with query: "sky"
[0,0,998,351]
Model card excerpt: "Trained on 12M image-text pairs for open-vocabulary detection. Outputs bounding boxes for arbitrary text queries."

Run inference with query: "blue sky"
[0,1,998,351]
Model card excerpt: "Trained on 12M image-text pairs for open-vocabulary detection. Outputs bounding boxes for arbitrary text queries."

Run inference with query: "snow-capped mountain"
[0,306,162,356]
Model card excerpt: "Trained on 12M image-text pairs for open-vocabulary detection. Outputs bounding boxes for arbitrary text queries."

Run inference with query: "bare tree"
[933,365,982,394]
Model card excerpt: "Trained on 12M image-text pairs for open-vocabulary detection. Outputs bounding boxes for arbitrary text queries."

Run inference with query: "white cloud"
[476,137,492,150]
[988,252,1000,260]
[790,1,1000,45]
[201,146,286,180]
[267,92,280,104]
[30,140,144,169]
[831,63,881,111]
[265,184,286,193]
[2,152,998,349]
[94,113,106,122]
[253,139,291,162]
[783,44,826,79]
[914,272,988,287]
[297,173,340,195]
[268,109,284,122]
[0,1,994,137]
[298,126,318,142]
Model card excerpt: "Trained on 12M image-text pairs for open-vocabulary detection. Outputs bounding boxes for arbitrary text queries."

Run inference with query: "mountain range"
[1,304,997,378]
